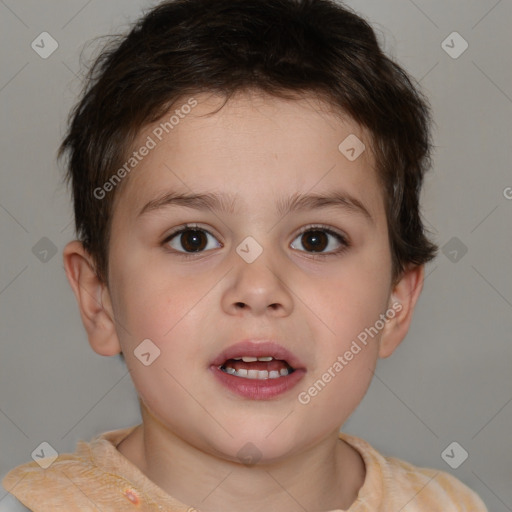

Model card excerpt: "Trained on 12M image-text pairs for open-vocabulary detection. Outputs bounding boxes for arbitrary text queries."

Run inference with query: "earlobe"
[378,264,425,359]
[62,240,121,357]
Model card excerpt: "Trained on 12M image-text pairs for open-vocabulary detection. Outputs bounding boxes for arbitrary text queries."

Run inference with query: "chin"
[207,428,303,466]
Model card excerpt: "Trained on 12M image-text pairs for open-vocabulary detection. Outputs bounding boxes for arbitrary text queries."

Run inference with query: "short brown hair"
[60,0,437,285]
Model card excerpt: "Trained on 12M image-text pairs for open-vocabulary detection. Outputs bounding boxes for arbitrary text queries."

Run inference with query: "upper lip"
[211,340,306,369]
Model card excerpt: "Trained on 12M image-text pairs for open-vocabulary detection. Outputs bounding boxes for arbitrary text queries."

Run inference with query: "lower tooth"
[221,367,289,379]
[247,369,260,379]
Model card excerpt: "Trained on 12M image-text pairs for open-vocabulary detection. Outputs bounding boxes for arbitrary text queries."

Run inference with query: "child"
[2,0,488,510]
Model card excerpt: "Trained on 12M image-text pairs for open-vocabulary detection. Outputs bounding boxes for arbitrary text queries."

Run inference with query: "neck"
[117,407,365,512]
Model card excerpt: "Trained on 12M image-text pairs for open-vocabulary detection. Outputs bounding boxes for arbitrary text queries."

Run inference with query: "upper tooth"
[239,356,274,362]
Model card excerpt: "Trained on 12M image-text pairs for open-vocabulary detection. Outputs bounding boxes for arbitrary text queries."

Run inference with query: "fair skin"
[63,91,424,512]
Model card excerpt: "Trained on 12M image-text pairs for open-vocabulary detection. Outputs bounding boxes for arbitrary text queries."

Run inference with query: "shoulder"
[340,432,488,512]
[1,428,137,512]
[381,454,488,511]
[0,427,142,512]
[2,447,99,511]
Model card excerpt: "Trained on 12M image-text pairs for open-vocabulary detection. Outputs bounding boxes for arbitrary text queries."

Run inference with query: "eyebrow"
[138,190,373,223]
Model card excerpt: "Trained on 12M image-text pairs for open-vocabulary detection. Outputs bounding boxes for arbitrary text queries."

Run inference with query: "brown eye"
[180,229,207,252]
[290,227,347,255]
[300,230,328,252]
[166,227,221,253]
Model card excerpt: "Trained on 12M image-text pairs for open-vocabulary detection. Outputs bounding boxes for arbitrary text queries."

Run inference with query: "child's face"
[102,92,399,461]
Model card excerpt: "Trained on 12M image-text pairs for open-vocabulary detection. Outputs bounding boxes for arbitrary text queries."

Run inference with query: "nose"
[221,246,294,317]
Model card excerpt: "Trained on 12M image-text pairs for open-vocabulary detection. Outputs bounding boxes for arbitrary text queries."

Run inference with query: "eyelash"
[161,223,350,260]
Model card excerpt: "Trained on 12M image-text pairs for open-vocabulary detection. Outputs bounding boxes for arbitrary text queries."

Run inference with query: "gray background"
[1,0,511,510]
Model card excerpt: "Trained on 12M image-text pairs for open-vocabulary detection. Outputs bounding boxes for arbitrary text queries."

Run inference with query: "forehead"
[113,91,383,223]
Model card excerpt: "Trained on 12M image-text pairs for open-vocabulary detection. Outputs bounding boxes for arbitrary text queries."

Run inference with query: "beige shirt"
[2,426,488,511]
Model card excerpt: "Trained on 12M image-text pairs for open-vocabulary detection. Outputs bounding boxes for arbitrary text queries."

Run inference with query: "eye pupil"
[181,229,207,252]
[302,230,328,252]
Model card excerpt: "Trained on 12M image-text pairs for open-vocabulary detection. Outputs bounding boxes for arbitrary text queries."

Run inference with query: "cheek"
[310,260,391,339]
[112,268,204,422]
[110,258,218,372]
[108,269,171,358]
[302,243,391,385]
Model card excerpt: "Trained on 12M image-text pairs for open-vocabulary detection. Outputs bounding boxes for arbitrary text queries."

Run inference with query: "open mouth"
[219,356,295,380]
[210,340,306,399]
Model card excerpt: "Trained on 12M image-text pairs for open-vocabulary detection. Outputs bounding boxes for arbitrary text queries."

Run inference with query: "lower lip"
[209,365,306,400]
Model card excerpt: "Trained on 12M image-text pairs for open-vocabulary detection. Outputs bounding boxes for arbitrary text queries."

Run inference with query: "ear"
[62,240,121,356]
[378,264,425,359]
